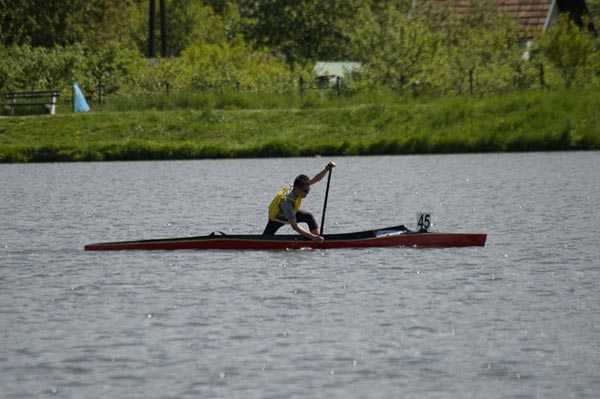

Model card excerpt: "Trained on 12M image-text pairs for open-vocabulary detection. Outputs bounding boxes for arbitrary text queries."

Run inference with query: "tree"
[427,0,526,94]
[539,14,599,88]
[0,0,140,48]
[179,35,295,92]
[346,4,438,92]
[238,0,365,64]
[585,0,600,19]
[84,42,145,101]
[128,0,246,57]
[0,44,87,93]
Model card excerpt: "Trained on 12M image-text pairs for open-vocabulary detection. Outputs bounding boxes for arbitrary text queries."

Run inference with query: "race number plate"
[417,213,432,232]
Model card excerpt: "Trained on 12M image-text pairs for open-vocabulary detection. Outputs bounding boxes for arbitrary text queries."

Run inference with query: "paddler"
[263,161,336,244]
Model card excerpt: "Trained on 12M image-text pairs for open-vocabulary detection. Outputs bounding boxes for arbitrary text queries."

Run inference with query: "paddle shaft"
[319,167,332,236]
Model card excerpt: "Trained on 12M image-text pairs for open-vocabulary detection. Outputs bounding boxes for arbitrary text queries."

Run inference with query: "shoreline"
[1,89,599,163]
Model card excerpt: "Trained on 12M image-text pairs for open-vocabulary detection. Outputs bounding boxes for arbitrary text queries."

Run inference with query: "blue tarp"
[73,82,90,113]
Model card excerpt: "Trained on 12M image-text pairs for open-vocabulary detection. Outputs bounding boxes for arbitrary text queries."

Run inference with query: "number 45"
[417,213,432,232]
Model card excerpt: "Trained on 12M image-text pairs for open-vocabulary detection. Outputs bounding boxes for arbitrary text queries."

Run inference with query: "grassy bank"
[1,89,599,163]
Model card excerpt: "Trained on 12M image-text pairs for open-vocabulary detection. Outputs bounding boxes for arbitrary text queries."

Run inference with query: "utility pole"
[160,0,167,57]
[149,0,167,58]
[148,0,156,58]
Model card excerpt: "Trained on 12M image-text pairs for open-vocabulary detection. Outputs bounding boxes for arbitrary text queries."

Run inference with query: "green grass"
[1,89,599,162]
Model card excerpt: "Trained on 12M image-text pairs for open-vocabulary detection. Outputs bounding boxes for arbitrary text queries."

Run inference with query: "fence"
[299,76,343,97]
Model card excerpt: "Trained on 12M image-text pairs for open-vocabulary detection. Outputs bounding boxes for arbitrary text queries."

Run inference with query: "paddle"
[319,166,333,239]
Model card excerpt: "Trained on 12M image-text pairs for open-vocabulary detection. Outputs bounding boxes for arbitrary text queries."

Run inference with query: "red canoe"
[84,225,487,251]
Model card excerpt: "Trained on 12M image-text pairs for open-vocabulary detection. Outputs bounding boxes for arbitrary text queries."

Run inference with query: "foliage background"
[0,0,599,102]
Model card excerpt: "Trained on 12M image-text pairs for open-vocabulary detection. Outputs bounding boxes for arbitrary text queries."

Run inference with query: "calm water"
[1,153,599,399]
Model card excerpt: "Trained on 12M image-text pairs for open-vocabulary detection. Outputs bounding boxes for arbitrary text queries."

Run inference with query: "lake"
[1,153,599,398]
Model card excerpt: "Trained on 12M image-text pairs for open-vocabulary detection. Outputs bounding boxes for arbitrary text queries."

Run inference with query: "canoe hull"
[84,225,487,251]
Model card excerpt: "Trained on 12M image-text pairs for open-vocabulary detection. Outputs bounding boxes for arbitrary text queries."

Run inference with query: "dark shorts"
[262,209,318,235]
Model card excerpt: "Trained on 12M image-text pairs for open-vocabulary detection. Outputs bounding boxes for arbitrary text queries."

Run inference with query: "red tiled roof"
[420,0,554,33]
[488,1,551,31]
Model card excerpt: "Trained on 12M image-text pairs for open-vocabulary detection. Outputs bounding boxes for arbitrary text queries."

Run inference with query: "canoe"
[84,225,486,251]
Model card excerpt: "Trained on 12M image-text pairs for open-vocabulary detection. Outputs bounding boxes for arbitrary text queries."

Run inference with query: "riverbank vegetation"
[1,88,598,163]
[1,1,599,162]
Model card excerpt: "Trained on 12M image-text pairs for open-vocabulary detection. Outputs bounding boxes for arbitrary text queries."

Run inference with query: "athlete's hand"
[326,161,336,171]
[312,235,325,245]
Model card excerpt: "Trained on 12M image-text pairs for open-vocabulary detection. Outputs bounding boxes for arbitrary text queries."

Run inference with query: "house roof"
[416,0,592,35]
[444,1,553,32]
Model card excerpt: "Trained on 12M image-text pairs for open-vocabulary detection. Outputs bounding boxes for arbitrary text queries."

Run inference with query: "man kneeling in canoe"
[263,161,336,244]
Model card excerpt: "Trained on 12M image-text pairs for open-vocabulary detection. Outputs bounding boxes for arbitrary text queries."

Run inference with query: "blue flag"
[73,82,90,112]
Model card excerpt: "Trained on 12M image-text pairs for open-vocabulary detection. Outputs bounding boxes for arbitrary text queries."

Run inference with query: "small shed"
[313,61,362,88]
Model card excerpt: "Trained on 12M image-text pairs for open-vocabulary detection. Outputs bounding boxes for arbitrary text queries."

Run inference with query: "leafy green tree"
[0,46,11,91]
[83,0,143,49]
[41,45,87,90]
[346,4,438,92]
[538,14,599,88]
[0,45,49,91]
[83,42,146,101]
[134,57,184,93]
[0,0,76,46]
[238,0,365,64]
[0,0,140,48]
[179,35,295,92]
[130,0,246,57]
[0,44,87,93]
[585,0,600,19]
[428,1,526,95]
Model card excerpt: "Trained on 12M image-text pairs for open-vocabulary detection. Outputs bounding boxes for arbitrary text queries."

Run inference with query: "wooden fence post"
[469,70,474,94]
